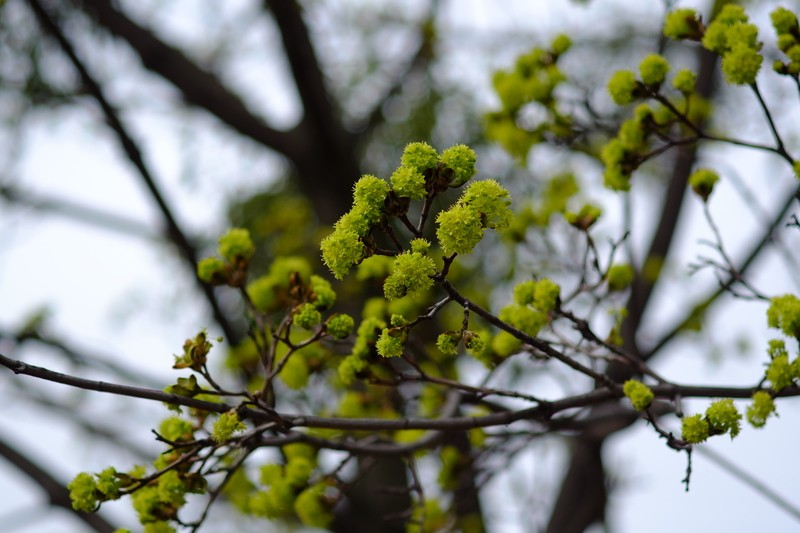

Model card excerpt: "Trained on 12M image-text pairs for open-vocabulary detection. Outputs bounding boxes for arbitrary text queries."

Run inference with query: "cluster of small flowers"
[197,228,256,286]
[682,398,742,444]
[485,34,573,161]
[436,179,513,255]
[338,315,386,384]
[604,54,699,191]
[664,5,764,86]
[772,7,800,76]
[321,142,478,280]
[622,379,654,412]
[681,293,800,442]
[247,444,333,529]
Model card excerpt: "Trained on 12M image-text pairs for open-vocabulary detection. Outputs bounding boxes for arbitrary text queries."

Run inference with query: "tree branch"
[70,0,303,159]
[3,350,798,432]
[71,0,358,223]
[27,0,241,343]
[619,45,719,363]
[0,183,157,240]
[643,182,800,358]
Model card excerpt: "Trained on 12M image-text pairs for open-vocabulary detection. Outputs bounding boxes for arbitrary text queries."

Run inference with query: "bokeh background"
[1,0,799,531]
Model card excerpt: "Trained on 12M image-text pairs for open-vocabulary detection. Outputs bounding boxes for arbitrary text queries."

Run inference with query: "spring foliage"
[61,5,800,531]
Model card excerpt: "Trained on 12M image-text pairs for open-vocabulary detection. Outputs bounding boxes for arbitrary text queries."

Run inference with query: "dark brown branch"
[358,9,436,135]
[4,350,799,432]
[259,0,361,222]
[72,0,358,222]
[72,0,302,159]
[264,0,353,155]
[27,0,241,344]
[0,436,117,532]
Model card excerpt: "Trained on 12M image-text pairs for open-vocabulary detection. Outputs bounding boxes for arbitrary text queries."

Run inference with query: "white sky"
[1,0,799,531]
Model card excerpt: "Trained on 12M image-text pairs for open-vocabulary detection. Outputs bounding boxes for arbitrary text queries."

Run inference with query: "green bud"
[672,69,696,94]
[663,9,702,40]
[376,327,406,357]
[551,34,572,55]
[639,54,670,86]
[436,204,484,256]
[688,168,720,201]
[68,472,100,512]
[436,331,461,355]
[705,398,741,439]
[212,410,246,443]
[623,379,654,411]
[607,70,638,105]
[565,203,602,230]
[766,294,800,338]
[325,314,355,339]
[219,228,255,263]
[681,414,709,444]
[293,303,322,330]
[390,165,426,199]
[320,227,364,280]
[440,144,477,187]
[771,7,799,35]
[401,142,439,174]
[197,257,227,285]
[383,251,436,300]
[721,44,763,85]
[747,391,776,428]
[606,264,634,291]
